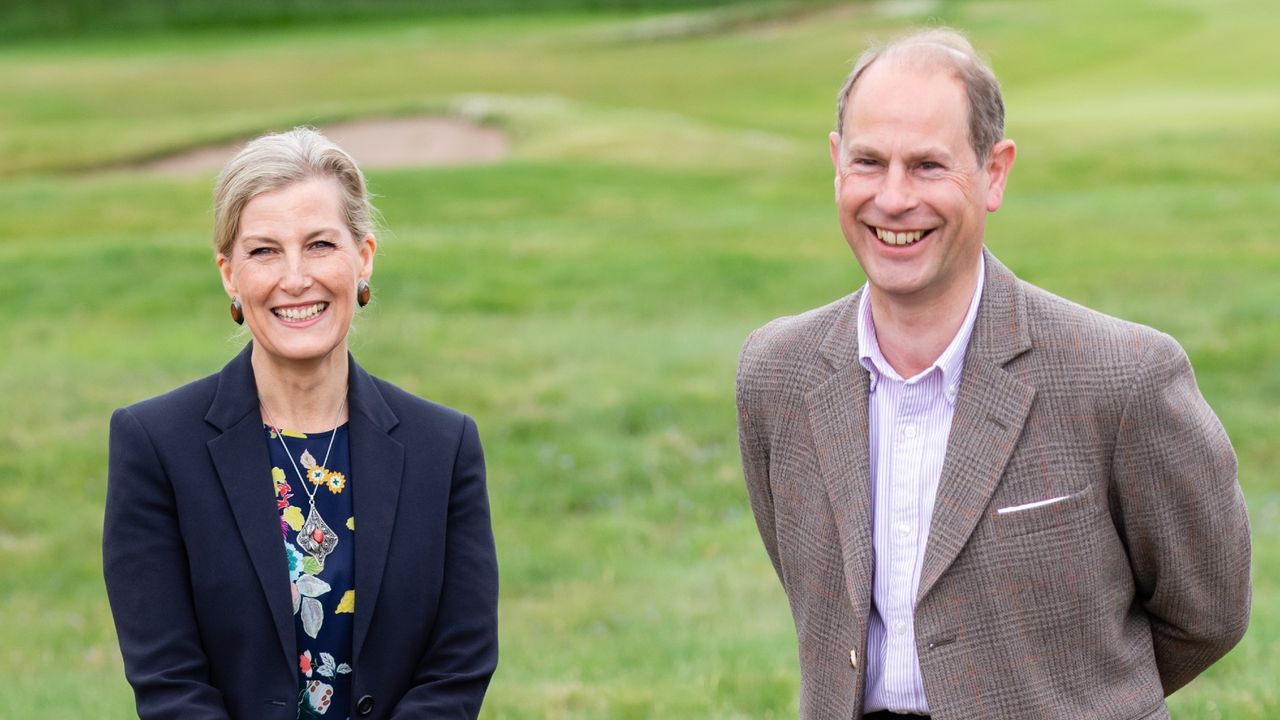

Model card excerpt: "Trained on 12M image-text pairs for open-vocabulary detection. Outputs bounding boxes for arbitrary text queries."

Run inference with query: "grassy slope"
[1,0,1277,717]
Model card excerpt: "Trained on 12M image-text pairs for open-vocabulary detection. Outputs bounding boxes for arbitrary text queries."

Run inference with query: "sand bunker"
[135,116,508,175]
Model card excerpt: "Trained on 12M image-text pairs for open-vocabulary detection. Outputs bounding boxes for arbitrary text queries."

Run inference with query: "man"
[736,28,1250,720]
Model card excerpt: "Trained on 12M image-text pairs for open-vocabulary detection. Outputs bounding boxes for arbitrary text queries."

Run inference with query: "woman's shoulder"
[365,373,470,430]
[118,372,221,428]
[108,371,224,457]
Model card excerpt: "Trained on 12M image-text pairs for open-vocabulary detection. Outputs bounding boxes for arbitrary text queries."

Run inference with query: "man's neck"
[867,262,982,379]
[251,344,351,433]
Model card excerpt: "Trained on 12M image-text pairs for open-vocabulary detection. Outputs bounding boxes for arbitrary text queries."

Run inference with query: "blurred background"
[1,0,1276,717]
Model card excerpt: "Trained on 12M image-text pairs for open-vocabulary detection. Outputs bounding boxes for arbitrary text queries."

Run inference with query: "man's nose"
[875,164,917,215]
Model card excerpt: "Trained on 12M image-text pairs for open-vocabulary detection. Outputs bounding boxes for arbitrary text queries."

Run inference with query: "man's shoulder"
[739,292,857,375]
[1016,278,1184,370]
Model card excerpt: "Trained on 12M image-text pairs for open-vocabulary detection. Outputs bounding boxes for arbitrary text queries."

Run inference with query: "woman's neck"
[251,344,350,433]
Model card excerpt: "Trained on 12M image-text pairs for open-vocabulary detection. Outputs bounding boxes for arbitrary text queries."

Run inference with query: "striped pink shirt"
[858,254,985,714]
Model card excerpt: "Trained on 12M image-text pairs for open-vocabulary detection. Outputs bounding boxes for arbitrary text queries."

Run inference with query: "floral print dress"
[268,424,355,720]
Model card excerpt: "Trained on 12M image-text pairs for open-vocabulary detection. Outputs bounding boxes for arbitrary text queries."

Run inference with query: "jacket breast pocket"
[989,481,1099,539]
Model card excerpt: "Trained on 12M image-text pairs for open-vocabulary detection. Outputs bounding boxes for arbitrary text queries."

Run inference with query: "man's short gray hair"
[834,28,1005,162]
[213,127,378,257]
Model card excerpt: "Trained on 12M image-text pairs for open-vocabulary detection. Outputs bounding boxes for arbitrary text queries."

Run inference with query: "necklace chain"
[261,397,346,506]
[261,394,347,565]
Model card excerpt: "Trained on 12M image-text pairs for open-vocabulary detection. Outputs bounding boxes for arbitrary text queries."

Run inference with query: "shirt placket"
[886,380,925,703]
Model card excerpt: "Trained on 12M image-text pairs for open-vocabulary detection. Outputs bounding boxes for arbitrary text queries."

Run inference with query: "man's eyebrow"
[841,142,883,158]
[905,146,957,163]
[841,142,957,164]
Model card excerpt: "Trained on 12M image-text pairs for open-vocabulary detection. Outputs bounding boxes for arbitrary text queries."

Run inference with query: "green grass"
[1,0,1278,717]
[1,0,835,40]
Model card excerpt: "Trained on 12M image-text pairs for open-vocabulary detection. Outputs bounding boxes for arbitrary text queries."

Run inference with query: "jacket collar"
[204,343,399,434]
[204,342,259,432]
[966,248,1033,368]
[818,248,1030,374]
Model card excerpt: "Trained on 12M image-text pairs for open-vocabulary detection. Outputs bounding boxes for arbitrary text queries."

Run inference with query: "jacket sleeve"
[103,407,232,720]
[1110,333,1252,694]
[737,329,785,585]
[390,415,499,719]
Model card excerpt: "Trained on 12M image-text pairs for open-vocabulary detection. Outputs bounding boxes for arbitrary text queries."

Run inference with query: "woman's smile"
[272,301,330,325]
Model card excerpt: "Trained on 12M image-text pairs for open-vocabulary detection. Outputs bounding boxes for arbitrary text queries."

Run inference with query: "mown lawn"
[1,0,1277,717]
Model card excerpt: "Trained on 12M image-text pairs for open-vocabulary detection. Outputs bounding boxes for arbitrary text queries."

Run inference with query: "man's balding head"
[835,28,1005,163]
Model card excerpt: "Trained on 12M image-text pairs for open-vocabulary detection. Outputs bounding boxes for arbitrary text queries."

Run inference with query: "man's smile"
[868,225,935,247]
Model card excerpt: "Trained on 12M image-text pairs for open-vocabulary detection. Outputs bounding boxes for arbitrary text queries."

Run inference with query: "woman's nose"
[279,255,313,293]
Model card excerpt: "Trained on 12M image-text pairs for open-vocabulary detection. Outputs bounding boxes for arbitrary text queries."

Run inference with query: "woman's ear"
[358,234,377,280]
[217,253,236,297]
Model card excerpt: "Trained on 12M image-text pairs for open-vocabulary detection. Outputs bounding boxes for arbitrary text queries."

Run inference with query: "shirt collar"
[857,252,986,404]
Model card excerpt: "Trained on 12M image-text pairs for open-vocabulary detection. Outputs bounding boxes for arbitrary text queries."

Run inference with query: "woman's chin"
[251,335,349,367]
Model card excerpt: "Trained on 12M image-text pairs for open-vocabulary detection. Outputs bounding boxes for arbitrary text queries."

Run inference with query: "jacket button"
[356,695,375,716]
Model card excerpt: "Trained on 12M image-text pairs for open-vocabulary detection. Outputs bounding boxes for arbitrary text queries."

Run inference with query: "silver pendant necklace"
[261,395,346,566]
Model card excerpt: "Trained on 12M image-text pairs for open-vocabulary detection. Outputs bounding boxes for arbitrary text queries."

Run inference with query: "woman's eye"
[310,240,337,250]
[248,247,274,256]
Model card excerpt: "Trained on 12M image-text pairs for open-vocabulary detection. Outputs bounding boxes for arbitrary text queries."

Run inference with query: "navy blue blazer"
[104,344,498,719]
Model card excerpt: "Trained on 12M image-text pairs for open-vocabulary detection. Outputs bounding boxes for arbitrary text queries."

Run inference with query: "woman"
[104,128,498,720]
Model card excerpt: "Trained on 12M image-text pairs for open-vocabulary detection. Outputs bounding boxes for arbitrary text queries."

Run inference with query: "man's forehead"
[849,58,966,105]
[843,62,967,126]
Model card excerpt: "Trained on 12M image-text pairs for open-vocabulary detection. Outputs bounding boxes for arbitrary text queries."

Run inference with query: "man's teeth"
[273,303,327,321]
[875,227,925,246]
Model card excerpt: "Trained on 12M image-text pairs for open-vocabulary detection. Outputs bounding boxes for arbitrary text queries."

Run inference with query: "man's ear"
[829,131,843,202]
[985,139,1016,212]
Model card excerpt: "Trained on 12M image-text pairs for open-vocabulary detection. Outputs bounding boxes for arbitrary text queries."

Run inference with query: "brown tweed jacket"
[736,250,1251,720]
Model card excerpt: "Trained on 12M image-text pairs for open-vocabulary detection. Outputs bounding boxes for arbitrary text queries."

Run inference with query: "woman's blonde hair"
[212,127,377,257]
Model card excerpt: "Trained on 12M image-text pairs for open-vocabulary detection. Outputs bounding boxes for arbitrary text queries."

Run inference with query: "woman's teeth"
[273,303,327,321]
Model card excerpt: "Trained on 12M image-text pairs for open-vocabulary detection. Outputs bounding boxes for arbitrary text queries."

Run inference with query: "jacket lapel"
[805,292,876,613]
[346,358,404,662]
[204,345,409,670]
[205,343,296,672]
[917,252,1035,602]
